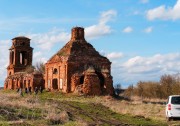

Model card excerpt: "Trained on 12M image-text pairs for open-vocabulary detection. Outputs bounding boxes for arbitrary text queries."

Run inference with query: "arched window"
[20,51,27,65]
[53,68,58,74]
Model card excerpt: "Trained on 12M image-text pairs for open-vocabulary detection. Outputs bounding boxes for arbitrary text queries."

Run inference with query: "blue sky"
[1,0,180,88]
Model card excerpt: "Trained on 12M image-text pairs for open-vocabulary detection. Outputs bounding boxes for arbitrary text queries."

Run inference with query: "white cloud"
[99,10,117,24]
[107,52,180,87]
[140,0,149,4]
[123,53,180,72]
[0,40,11,82]
[107,52,124,60]
[146,0,180,20]
[144,26,153,33]
[33,51,48,64]
[117,53,180,83]
[27,10,117,47]
[26,28,70,50]
[85,24,112,39]
[25,10,117,50]
[85,10,117,39]
[122,26,133,33]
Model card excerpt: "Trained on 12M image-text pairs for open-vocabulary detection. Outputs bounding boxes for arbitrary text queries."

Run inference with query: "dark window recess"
[95,71,105,88]
[53,68,58,74]
[171,97,180,104]
[80,76,84,84]
[20,51,27,65]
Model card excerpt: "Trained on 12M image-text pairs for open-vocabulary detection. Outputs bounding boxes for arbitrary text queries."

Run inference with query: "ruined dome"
[48,27,109,63]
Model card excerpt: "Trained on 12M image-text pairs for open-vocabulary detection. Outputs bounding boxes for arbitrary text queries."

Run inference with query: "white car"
[166,95,180,121]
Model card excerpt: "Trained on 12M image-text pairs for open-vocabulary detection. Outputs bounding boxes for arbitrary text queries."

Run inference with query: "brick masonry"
[4,37,44,90]
[45,27,114,95]
[4,27,114,95]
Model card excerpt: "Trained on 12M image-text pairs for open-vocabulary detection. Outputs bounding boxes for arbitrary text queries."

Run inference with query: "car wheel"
[166,117,172,121]
[166,117,171,121]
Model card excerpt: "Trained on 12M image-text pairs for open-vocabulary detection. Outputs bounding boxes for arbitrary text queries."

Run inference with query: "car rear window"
[171,97,180,104]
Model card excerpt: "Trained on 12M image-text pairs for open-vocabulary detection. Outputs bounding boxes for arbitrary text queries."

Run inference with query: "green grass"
[38,92,168,126]
[0,90,169,126]
[0,121,9,126]
[62,101,167,126]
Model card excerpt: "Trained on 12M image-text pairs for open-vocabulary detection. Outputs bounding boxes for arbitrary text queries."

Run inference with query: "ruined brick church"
[45,27,114,95]
[4,37,44,90]
[4,27,114,95]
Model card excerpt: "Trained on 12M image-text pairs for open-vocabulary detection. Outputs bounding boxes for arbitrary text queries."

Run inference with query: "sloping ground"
[0,90,168,126]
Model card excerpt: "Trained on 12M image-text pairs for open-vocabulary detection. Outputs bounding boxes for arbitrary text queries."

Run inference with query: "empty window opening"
[80,76,84,84]
[20,51,27,65]
[41,79,45,89]
[11,51,14,64]
[16,80,18,87]
[53,68,58,74]
[20,82,23,88]
[24,80,26,88]
[52,79,58,89]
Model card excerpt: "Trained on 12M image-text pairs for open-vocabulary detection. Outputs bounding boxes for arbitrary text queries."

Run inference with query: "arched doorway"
[41,79,45,89]
[80,76,84,84]
[20,82,23,88]
[11,81,14,89]
[95,71,105,88]
[24,80,26,88]
[52,79,58,89]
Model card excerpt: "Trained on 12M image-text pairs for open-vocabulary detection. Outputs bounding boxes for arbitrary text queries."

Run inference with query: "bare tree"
[35,62,45,74]
[124,84,134,99]
[160,74,175,98]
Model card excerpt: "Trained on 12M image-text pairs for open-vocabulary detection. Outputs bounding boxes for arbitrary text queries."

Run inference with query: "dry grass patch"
[94,96,166,121]
[0,90,168,126]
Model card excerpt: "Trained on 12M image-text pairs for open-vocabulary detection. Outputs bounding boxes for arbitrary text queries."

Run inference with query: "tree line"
[124,74,180,99]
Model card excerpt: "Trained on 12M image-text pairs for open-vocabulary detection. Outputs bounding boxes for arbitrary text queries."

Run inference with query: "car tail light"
[168,104,171,110]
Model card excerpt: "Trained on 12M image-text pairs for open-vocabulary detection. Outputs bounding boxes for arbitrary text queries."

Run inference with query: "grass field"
[0,89,178,126]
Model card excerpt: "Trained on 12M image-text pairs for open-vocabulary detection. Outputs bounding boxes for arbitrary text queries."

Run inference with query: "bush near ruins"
[124,74,180,99]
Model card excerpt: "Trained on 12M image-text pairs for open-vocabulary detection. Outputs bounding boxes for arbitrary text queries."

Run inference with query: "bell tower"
[7,36,33,76]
